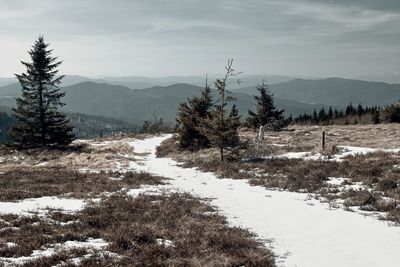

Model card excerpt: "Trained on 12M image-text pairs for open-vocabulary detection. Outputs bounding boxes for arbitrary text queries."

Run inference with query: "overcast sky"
[1,0,399,78]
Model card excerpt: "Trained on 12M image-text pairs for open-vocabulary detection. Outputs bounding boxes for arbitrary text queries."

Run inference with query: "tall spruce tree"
[176,83,213,150]
[200,59,240,161]
[10,36,74,148]
[246,80,285,130]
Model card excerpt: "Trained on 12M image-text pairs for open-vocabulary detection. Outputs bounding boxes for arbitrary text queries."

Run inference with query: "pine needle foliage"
[10,36,75,149]
[246,80,286,130]
[200,59,241,161]
[176,83,213,150]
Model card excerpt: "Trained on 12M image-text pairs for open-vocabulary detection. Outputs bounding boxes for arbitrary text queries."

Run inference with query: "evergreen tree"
[287,114,293,124]
[345,102,354,115]
[10,36,74,148]
[372,109,381,124]
[312,109,318,123]
[225,104,241,147]
[200,59,240,161]
[334,109,339,119]
[357,103,364,116]
[318,107,327,123]
[176,83,213,150]
[328,107,334,120]
[246,80,285,129]
[381,101,400,123]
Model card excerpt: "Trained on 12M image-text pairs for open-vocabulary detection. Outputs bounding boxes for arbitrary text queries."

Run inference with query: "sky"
[0,0,399,79]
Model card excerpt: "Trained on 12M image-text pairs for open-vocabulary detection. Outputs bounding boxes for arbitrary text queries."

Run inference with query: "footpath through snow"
[129,134,400,267]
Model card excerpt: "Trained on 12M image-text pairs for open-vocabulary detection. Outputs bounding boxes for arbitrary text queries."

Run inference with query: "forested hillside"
[0,107,137,142]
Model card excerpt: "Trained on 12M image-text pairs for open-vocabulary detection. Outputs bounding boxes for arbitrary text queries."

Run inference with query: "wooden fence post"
[322,130,326,151]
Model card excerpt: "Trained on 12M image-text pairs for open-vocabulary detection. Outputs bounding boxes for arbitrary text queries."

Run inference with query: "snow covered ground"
[0,238,108,266]
[0,196,86,216]
[274,145,400,161]
[129,135,400,267]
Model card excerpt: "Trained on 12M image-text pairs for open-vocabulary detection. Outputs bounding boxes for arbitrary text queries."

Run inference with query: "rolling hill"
[0,74,305,90]
[5,77,400,124]
[0,82,334,123]
[235,78,400,107]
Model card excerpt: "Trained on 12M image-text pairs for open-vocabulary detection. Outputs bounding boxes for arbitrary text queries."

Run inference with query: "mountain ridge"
[1,77,400,124]
[0,81,334,123]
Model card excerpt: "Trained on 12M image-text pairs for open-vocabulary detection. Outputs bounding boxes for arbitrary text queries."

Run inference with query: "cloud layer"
[0,0,399,78]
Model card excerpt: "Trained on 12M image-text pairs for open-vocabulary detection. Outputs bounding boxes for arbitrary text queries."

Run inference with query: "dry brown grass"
[158,124,400,163]
[0,193,275,267]
[0,137,139,173]
[0,168,164,201]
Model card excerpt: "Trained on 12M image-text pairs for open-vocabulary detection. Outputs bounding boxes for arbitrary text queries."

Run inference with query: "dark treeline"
[293,103,384,125]
[0,110,138,142]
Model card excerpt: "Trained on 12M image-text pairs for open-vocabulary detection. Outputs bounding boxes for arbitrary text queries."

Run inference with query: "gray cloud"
[308,0,400,11]
[0,0,399,79]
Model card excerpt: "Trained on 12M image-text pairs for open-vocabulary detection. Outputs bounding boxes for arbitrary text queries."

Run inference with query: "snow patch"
[0,196,86,215]
[274,145,400,162]
[337,146,400,158]
[326,177,370,192]
[156,238,174,248]
[0,238,108,266]
[127,184,175,198]
[3,242,17,248]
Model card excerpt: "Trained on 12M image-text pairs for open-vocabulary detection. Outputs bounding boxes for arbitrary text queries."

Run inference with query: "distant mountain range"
[0,74,309,89]
[0,78,17,87]
[234,78,400,107]
[0,81,334,124]
[0,77,399,125]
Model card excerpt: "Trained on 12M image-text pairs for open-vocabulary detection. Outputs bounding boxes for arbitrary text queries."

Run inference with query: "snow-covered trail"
[129,135,400,267]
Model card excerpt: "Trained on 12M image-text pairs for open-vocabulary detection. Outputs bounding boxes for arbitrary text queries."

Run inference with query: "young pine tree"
[200,59,241,161]
[176,84,213,150]
[10,36,74,148]
[247,80,285,130]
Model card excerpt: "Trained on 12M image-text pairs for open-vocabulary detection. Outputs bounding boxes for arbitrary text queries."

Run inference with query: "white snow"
[0,196,86,216]
[35,161,49,167]
[3,242,17,248]
[326,177,348,186]
[271,143,287,147]
[156,238,174,247]
[275,145,400,162]
[337,146,400,158]
[128,135,400,267]
[62,238,108,250]
[276,151,323,160]
[326,177,369,192]
[127,184,173,197]
[0,238,108,266]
